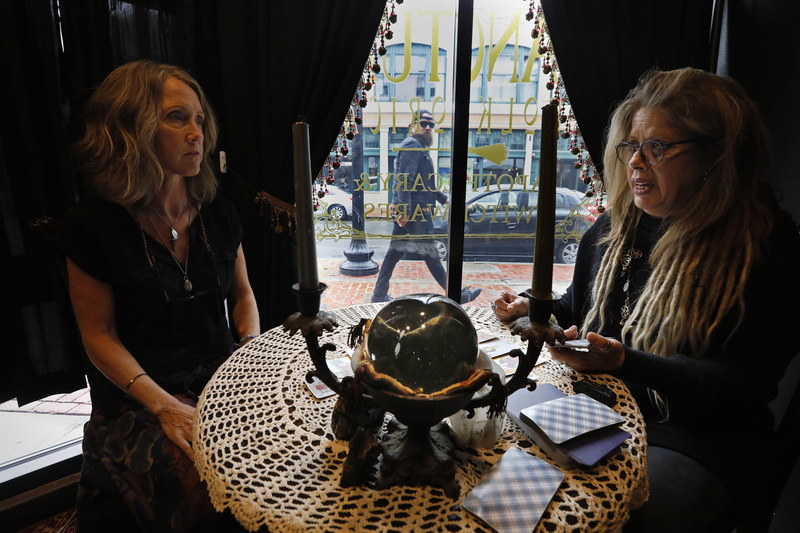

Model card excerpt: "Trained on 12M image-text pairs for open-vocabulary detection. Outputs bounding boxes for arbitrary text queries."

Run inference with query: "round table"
[194,304,648,532]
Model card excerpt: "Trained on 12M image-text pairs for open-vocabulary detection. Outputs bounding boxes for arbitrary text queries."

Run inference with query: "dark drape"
[209,0,387,329]
[718,0,800,215]
[0,0,386,403]
[0,1,87,404]
[540,0,714,169]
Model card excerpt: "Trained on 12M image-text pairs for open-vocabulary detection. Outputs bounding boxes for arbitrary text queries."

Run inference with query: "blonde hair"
[75,60,219,208]
[584,68,776,357]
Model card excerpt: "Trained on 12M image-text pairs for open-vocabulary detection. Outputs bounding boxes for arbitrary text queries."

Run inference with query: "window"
[314,0,596,318]
[472,46,539,104]
[363,128,381,148]
[376,43,448,102]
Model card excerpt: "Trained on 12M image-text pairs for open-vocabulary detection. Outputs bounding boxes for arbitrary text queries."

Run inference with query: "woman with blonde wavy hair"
[59,60,257,531]
[494,68,800,531]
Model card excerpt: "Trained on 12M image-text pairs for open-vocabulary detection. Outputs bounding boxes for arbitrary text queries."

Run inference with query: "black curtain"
[0,0,386,403]
[0,1,87,405]
[540,0,715,170]
[718,0,800,215]
[208,0,387,329]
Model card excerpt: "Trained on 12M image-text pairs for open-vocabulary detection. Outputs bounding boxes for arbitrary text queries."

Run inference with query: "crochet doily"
[194,304,648,532]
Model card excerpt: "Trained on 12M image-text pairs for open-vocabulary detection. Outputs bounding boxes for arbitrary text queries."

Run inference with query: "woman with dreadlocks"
[494,68,800,532]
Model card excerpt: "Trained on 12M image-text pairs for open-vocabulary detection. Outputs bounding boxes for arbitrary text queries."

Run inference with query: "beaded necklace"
[619,234,642,326]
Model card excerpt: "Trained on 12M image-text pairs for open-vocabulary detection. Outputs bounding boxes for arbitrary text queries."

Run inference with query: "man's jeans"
[373,220,446,298]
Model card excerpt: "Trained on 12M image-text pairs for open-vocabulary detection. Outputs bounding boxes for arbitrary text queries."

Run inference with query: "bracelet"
[240,334,259,345]
[125,372,148,391]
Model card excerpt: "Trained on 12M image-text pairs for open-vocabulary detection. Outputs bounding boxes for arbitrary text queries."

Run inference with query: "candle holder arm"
[495,291,566,397]
[283,282,344,394]
[509,290,565,345]
[462,292,565,416]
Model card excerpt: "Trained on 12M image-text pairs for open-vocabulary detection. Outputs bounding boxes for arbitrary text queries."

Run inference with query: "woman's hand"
[548,331,625,372]
[560,325,579,341]
[154,399,197,461]
[493,290,528,321]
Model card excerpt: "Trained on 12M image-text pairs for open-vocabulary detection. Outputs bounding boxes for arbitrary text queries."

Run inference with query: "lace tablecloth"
[194,304,648,532]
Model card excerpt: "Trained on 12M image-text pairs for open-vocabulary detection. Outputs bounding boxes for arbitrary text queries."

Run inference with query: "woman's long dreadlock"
[581,68,776,359]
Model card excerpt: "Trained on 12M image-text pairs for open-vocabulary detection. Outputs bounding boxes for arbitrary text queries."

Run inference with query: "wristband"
[125,372,148,391]
[240,334,259,345]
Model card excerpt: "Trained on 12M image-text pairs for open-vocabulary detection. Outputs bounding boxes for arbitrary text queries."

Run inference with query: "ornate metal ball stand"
[282,283,563,499]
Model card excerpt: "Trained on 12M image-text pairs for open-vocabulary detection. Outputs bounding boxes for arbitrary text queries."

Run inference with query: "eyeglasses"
[615,138,706,167]
[419,120,435,129]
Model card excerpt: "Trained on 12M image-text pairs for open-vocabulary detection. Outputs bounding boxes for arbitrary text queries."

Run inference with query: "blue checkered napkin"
[463,447,564,533]
[520,393,624,444]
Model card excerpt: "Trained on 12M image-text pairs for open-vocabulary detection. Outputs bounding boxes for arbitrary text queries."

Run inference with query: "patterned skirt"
[76,352,246,532]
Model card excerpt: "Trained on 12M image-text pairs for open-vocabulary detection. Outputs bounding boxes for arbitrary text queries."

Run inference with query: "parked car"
[316,185,352,220]
[431,187,594,264]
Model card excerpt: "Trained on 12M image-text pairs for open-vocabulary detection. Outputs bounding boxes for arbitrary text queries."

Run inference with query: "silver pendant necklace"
[151,197,188,251]
[175,242,192,292]
[146,211,193,293]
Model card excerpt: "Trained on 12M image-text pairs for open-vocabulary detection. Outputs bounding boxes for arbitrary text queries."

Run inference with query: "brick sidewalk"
[0,387,92,415]
[320,257,574,309]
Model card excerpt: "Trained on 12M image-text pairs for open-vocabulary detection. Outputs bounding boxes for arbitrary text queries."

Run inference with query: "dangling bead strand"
[619,235,642,326]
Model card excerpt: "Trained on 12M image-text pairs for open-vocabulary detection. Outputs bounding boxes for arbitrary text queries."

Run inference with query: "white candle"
[292,122,319,291]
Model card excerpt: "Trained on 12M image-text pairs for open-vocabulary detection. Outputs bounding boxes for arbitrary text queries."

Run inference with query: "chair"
[29,215,97,386]
[717,353,800,532]
[29,215,69,286]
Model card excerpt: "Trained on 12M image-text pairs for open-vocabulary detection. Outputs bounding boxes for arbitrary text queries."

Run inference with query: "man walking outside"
[371,110,481,304]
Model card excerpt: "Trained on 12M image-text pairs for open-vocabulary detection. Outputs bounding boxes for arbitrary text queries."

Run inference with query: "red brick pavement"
[319,258,574,309]
[1,385,92,415]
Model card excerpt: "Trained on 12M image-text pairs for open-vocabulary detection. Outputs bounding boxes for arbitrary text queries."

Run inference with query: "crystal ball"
[365,294,479,394]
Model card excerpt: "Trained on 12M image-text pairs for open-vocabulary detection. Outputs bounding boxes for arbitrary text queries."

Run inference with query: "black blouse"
[58,195,242,404]
[554,210,800,506]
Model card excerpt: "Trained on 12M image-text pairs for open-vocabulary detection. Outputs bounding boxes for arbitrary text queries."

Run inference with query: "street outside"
[315,217,578,264]
[314,217,575,310]
[316,218,397,261]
